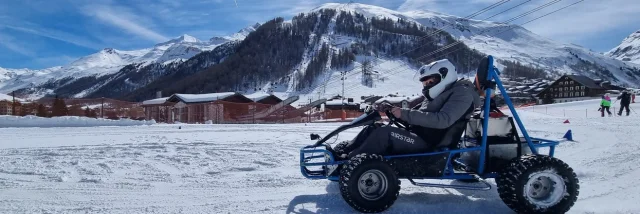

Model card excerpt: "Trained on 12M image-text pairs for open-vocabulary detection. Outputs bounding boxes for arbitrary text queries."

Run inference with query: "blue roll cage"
[299,55,562,189]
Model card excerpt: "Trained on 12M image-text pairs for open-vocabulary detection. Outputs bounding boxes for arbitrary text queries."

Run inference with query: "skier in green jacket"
[600,93,612,117]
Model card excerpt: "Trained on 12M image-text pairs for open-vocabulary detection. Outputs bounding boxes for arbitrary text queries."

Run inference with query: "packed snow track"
[1,101,639,213]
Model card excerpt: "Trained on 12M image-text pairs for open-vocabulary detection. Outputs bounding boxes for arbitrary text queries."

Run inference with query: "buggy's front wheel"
[339,153,400,213]
[497,155,579,213]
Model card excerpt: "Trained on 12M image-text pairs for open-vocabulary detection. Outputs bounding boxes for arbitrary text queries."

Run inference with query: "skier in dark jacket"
[333,59,481,159]
[617,90,631,116]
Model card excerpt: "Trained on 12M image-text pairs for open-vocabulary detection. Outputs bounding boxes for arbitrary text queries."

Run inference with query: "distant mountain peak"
[606,29,640,64]
[209,23,260,43]
[155,34,201,47]
[177,34,199,43]
[102,48,116,54]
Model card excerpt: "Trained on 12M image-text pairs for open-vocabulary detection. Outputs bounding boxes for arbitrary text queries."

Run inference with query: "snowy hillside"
[606,30,640,64]
[320,3,640,86]
[406,12,640,88]
[0,25,259,96]
[0,100,638,213]
[0,93,23,102]
[268,3,640,107]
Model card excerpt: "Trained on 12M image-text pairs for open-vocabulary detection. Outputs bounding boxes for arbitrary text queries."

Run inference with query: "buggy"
[299,56,579,213]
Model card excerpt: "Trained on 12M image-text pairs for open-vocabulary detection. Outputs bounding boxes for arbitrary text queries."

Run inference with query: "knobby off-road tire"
[339,153,401,213]
[496,155,579,214]
[333,141,350,154]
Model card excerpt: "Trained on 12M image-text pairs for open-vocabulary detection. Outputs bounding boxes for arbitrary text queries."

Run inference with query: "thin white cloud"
[522,0,640,44]
[82,4,168,43]
[281,0,324,16]
[397,0,640,51]
[0,32,35,56]
[33,55,78,68]
[1,24,104,50]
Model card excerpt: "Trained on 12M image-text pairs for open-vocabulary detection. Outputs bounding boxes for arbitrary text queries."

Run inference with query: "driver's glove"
[377,102,394,112]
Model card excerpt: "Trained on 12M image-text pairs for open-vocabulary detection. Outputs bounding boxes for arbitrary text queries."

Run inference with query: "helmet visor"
[420,74,441,88]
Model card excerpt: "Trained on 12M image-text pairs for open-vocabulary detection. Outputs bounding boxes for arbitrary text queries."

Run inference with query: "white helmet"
[417,59,458,100]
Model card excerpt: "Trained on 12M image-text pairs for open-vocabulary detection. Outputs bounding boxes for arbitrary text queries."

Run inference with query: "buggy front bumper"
[300,144,345,180]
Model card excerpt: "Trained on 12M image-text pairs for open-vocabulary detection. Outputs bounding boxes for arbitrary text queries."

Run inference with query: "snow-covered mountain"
[3,2,638,103]
[323,3,640,85]
[0,25,259,98]
[606,30,640,64]
[209,23,260,44]
[259,3,640,107]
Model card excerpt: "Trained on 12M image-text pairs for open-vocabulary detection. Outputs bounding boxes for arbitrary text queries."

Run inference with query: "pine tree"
[36,104,48,117]
[84,106,92,117]
[361,59,373,87]
[51,96,68,117]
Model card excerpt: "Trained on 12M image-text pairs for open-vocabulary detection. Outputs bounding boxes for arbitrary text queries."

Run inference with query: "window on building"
[565,87,568,91]
[581,92,585,96]
[560,82,563,85]
[570,81,574,84]
[570,92,574,97]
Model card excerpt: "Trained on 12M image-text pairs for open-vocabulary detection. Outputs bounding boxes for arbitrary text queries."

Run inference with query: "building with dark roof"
[535,74,607,104]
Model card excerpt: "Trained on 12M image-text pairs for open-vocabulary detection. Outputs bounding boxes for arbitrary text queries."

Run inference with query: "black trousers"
[619,104,630,115]
[342,126,431,158]
[601,106,611,116]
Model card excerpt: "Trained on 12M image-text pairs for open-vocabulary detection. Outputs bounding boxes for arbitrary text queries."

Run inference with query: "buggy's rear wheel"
[339,154,400,213]
[497,155,579,213]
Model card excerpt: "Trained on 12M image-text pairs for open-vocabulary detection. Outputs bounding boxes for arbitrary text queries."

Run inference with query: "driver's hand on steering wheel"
[391,107,402,118]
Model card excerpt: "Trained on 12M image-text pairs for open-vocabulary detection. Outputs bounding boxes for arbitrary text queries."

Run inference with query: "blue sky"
[1,0,638,70]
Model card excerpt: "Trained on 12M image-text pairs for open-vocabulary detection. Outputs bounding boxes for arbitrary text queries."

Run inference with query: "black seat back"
[432,104,474,151]
[473,56,496,97]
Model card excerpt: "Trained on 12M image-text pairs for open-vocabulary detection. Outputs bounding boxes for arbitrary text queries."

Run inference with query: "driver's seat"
[428,104,474,151]
[431,55,492,151]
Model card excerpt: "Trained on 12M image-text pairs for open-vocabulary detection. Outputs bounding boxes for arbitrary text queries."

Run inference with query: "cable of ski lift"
[395,0,517,57]
[329,0,565,96]
[431,0,586,61]
[317,0,541,90]
[338,0,586,97]
[310,0,514,92]
[408,0,565,63]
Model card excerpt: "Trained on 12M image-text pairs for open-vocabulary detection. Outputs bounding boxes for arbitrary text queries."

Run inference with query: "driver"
[334,59,481,159]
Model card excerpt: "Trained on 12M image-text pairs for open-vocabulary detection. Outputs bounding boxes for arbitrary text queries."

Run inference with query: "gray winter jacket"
[400,79,481,129]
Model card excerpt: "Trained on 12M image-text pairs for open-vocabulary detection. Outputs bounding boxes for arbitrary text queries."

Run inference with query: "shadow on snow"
[286,180,515,213]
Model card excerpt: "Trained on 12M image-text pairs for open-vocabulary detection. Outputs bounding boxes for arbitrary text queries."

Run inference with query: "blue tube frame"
[298,55,561,188]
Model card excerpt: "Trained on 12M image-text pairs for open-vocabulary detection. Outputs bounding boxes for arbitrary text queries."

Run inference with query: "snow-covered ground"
[1,100,639,213]
[0,115,155,128]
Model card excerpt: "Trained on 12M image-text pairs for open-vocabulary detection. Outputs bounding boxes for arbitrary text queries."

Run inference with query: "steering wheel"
[379,102,410,129]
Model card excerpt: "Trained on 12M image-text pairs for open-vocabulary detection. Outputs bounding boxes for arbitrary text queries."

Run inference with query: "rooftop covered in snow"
[243,92,283,103]
[141,97,170,106]
[167,92,253,104]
